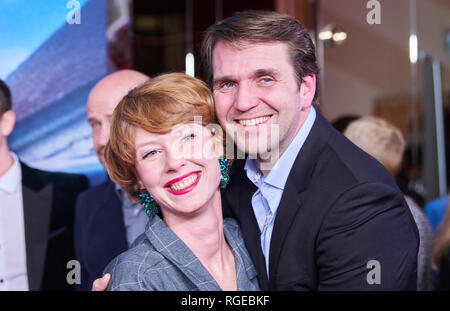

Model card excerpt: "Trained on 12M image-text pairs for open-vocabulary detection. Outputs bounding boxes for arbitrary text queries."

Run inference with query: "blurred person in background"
[74,70,149,290]
[344,116,435,290]
[331,114,360,133]
[431,200,450,290]
[0,79,89,290]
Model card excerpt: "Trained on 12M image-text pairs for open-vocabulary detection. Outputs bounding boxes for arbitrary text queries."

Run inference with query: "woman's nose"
[164,147,187,172]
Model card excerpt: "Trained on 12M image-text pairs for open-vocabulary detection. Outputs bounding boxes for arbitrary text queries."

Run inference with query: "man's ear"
[300,74,316,110]
[0,110,16,137]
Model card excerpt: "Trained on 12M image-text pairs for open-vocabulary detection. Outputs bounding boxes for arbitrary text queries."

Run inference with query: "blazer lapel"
[145,216,221,290]
[22,183,52,291]
[237,178,270,289]
[268,176,307,287]
[226,160,269,289]
[92,180,128,256]
[268,111,333,287]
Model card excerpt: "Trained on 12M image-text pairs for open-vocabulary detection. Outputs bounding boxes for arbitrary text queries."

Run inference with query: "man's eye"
[261,77,273,83]
[222,82,235,89]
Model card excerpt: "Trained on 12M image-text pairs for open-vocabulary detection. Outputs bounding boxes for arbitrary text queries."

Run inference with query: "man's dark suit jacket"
[21,162,89,291]
[222,112,419,290]
[74,179,128,290]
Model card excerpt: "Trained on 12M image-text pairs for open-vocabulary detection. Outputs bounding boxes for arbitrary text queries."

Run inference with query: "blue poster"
[0,0,108,185]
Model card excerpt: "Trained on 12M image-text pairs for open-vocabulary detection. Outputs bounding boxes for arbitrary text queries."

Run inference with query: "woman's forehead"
[134,123,213,143]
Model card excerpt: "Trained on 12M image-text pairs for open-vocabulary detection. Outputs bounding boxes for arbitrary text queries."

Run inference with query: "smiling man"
[202,10,419,290]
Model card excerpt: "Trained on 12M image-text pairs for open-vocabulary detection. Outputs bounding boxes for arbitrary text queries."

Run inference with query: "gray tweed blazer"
[104,215,260,291]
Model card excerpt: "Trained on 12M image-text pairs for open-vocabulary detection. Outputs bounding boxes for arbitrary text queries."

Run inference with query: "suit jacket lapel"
[22,183,52,291]
[226,159,269,289]
[146,216,221,290]
[238,178,269,289]
[92,180,128,263]
[268,112,332,287]
[268,176,306,287]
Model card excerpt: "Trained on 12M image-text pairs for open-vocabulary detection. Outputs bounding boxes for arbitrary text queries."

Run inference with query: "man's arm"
[92,274,111,291]
[315,182,419,290]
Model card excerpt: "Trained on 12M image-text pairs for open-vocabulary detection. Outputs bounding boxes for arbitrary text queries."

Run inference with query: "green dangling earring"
[219,156,230,189]
[139,189,159,218]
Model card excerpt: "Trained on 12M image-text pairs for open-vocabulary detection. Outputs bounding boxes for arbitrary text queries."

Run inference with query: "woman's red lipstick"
[165,171,201,195]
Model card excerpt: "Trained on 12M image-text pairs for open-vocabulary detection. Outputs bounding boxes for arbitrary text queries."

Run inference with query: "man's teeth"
[170,174,198,191]
[238,116,269,127]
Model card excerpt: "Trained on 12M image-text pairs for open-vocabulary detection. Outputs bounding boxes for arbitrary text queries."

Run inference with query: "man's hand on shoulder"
[92,273,111,291]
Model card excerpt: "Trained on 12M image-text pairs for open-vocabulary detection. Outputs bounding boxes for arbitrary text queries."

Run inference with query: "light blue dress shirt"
[115,185,149,247]
[244,107,316,277]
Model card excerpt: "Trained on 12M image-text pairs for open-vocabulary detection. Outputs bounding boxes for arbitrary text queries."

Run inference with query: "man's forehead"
[213,40,287,54]
[212,41,290,76]
[87,96,117,116]
[87,111,112,120]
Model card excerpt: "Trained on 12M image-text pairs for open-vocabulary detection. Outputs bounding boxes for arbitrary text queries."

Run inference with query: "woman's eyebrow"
[136,141,157,149]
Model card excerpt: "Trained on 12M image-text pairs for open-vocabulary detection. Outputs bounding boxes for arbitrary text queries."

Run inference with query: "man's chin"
[235,142,279,161]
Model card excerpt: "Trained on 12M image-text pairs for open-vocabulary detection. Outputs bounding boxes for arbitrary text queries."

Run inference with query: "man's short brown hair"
[201,10,319,102]
[0,80,11,115]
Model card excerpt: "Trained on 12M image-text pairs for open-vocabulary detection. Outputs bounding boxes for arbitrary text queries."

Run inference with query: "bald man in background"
[74,70,149,290]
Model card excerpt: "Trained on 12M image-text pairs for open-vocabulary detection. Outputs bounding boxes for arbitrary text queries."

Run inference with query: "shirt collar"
[244,106,316,190]
[115,183,140,209]
[0,152,22,194]
[114,183,122,197]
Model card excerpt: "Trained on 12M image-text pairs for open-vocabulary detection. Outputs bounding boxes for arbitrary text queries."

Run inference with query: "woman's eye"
[183,133,196,141]
[143,150,157,159]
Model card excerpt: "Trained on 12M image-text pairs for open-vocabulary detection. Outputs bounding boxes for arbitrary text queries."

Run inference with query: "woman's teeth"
[170,173,198,191]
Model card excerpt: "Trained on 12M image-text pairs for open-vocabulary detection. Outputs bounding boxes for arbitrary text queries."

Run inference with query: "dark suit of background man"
[202,10,419,290]
[74,70,149,290]
[0,80,89,291]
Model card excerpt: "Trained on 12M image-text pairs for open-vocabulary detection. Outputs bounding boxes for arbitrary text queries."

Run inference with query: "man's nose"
[98,126,110,147]
[234,83,259,112]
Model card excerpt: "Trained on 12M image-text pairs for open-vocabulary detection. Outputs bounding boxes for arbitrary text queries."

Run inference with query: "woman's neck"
[163,190,237,290]
[164,190,225,258]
